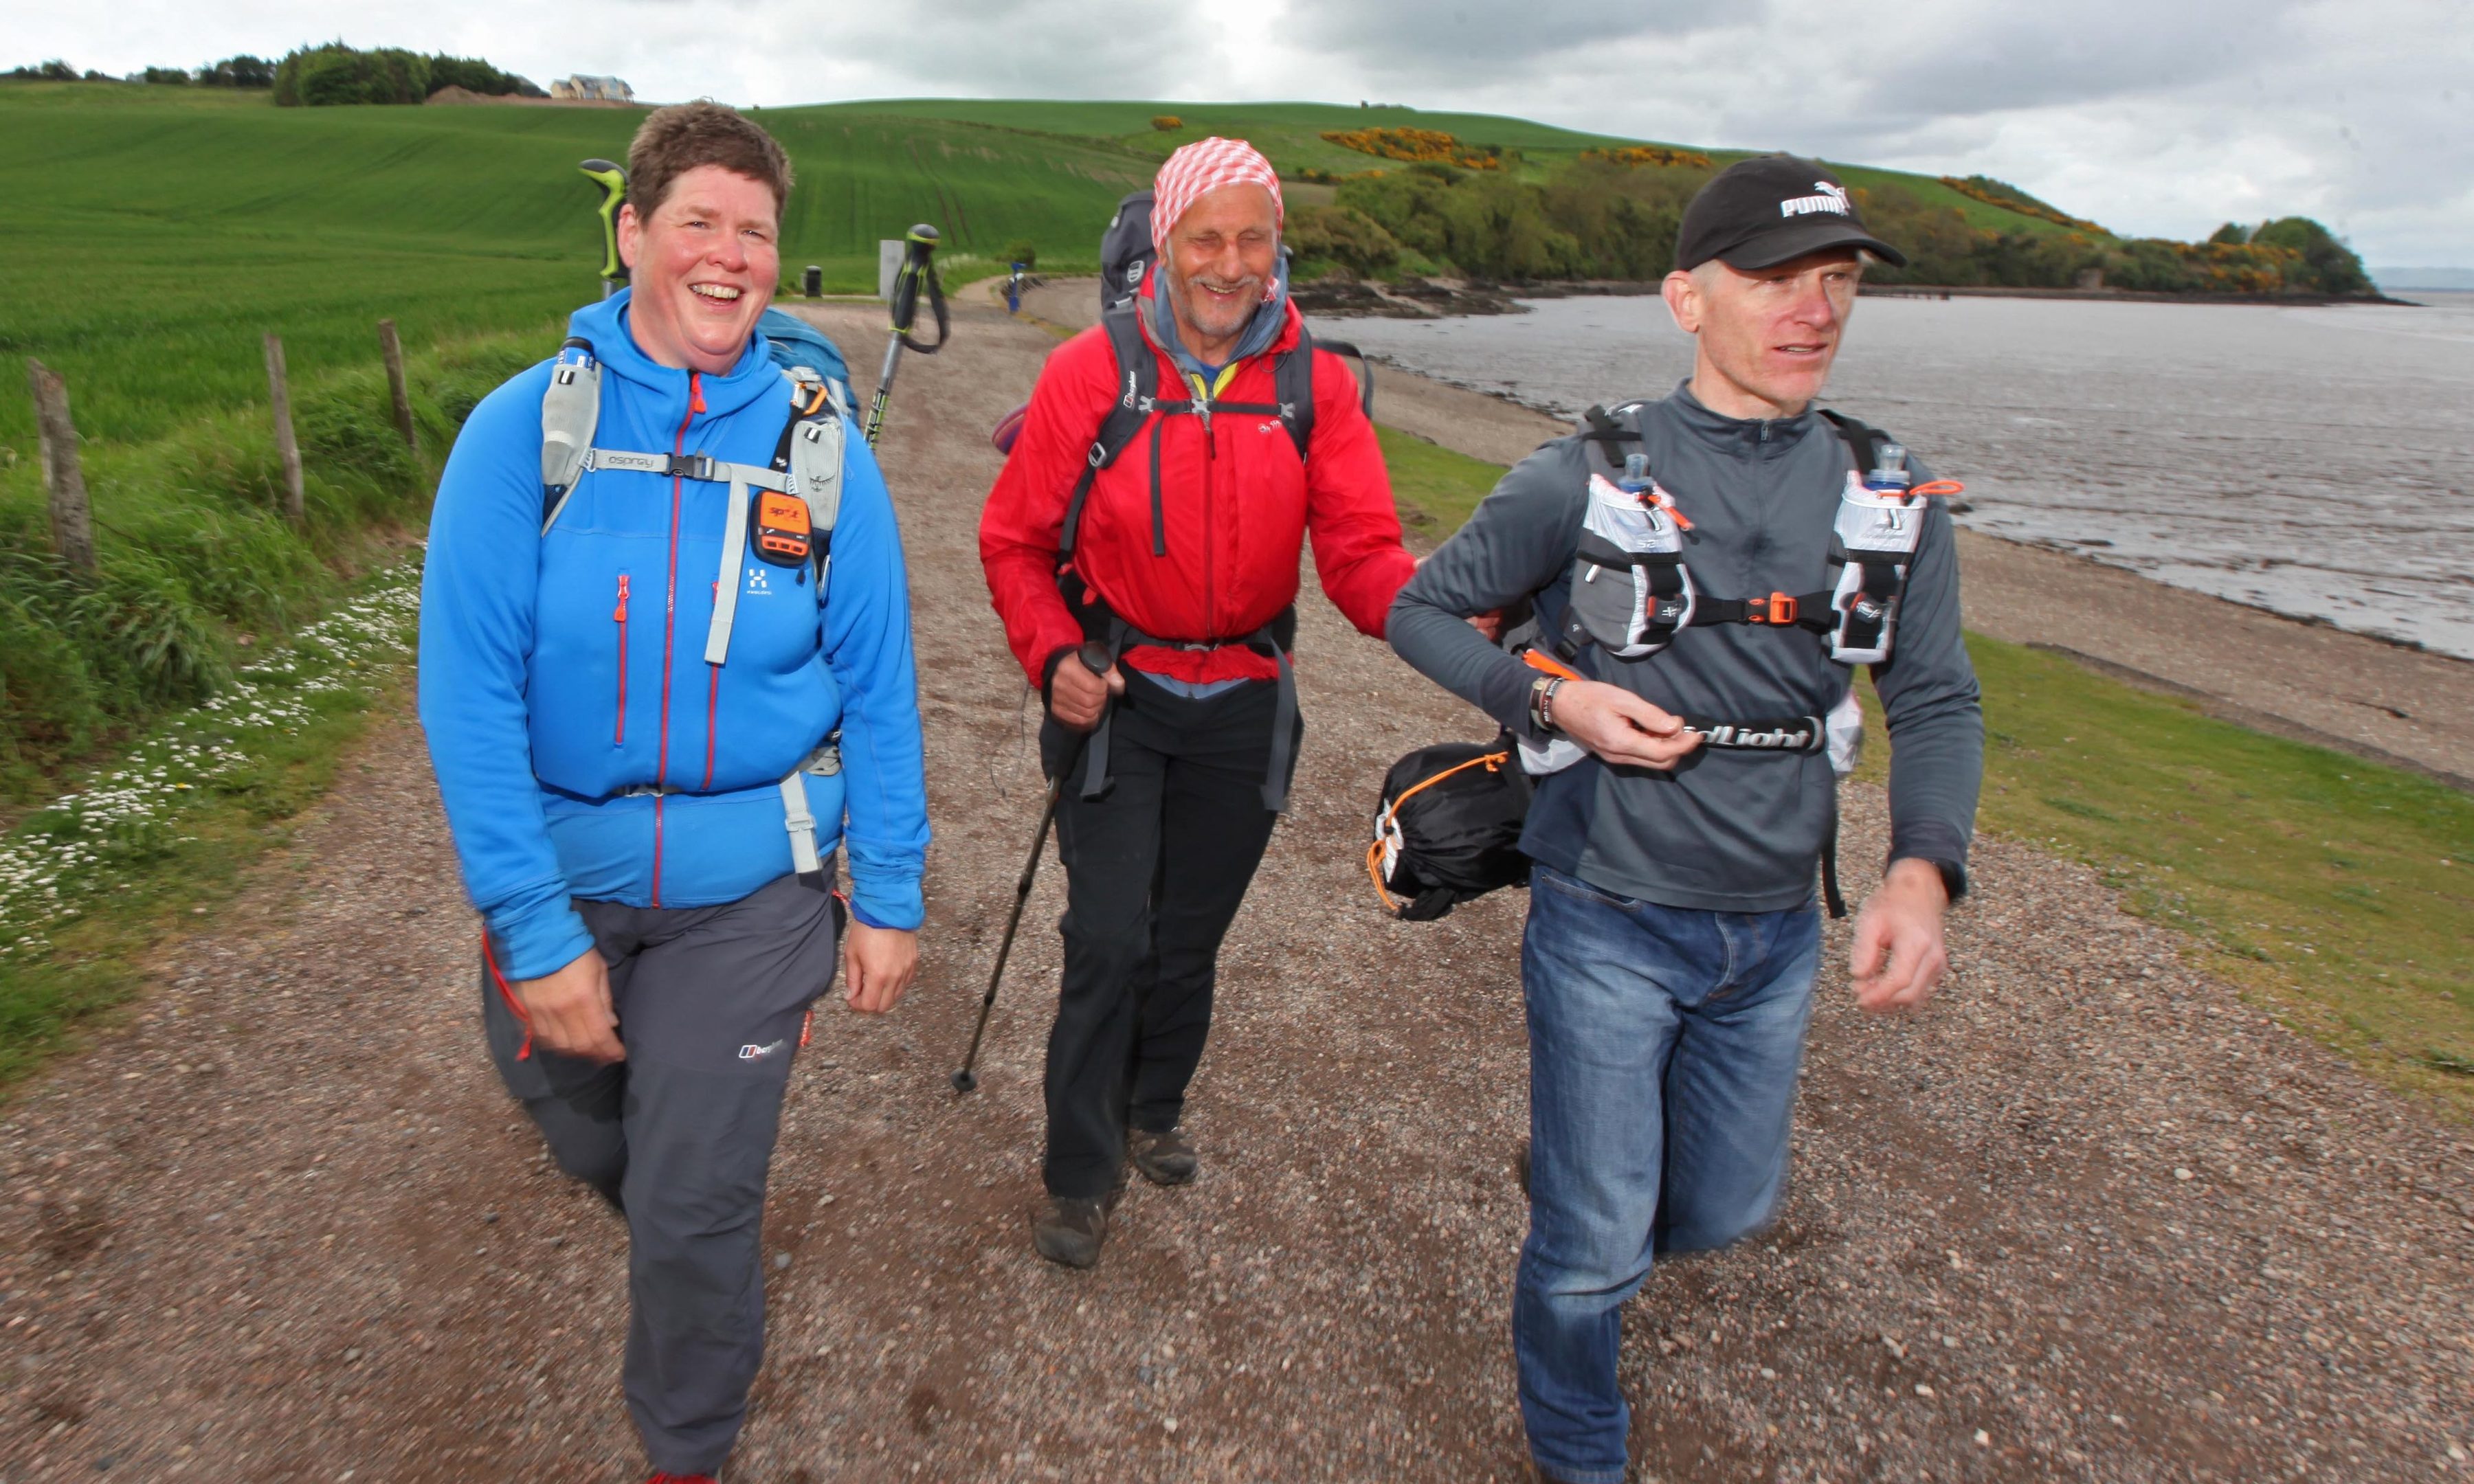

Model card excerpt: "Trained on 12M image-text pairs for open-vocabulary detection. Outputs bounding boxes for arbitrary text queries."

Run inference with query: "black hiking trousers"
[1039,672,1300,1200]
[480,872,841,1476]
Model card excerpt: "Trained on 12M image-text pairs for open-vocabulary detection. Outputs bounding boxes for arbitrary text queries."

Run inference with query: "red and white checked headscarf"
[1150,136,1285,258]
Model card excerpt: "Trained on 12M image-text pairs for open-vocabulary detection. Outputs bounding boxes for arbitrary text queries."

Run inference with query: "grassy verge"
[0,560,419,1092]
[1913,638,2473,1112]
[1378,424,1508,537]
[0,326,542,805]
[1386,436,2474,1116]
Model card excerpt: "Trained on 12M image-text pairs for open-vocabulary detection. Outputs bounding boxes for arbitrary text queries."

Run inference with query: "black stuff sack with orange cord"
[1366,734,1535,922]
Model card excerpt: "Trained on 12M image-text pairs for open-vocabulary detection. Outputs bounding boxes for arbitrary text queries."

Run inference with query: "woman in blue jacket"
[418,102,928,1482]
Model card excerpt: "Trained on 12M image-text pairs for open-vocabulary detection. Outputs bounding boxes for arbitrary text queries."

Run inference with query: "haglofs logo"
[1779,181,1851,218]
[745,565,771,594]
[738,1039,787,1061]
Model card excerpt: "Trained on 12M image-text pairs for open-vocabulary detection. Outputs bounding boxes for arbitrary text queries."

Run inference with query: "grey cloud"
[1289,0,1757,77]
[32,0,2473,264]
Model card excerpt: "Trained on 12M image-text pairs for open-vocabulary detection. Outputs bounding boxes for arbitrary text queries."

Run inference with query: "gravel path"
[1,302,2468,1482]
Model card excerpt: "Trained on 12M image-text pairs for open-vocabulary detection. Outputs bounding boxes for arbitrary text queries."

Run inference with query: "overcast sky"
[23,0,2472,267]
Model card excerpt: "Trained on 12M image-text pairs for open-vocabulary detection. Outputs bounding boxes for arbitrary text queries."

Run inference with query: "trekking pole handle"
[580,159,629,292]
[862,225,944,447]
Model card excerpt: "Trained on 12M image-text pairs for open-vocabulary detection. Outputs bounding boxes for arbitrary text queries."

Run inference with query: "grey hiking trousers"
[480,871,842,1475]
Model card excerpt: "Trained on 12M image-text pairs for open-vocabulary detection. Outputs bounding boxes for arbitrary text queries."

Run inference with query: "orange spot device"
[753,491,813,567]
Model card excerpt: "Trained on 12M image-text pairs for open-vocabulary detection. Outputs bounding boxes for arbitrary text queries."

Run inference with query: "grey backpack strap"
[539,338,602,535]
[788,373,848,589]
[703,374,847,666]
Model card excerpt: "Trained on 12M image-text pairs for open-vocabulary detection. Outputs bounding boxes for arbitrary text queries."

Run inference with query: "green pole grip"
[581,159,629,286]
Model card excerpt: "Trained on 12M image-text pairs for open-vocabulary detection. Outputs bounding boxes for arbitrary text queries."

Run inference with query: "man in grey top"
[1388,155,1984,1484]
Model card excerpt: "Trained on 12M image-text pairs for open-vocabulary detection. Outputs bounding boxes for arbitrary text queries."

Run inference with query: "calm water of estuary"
[1315,291,2474,660]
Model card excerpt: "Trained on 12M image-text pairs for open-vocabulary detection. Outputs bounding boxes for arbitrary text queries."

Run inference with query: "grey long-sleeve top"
[1388,383,1985,912]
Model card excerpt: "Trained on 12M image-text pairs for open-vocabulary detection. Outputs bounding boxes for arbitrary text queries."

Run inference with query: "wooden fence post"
[377,318,416,453]
[23,359,97,574]
[263,333,306,527]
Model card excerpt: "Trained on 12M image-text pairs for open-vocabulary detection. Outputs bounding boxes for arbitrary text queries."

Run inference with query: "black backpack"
[1366,737,1535,921]
[1100,190,1155,314]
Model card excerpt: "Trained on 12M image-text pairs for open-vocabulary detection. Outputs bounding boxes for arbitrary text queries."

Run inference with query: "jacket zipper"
[1198,373,1216,641]
[612,574,631,745]
[703,581,720,791]
[651,372,704,906]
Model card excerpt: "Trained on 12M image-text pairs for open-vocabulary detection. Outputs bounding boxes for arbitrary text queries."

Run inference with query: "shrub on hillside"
[1284,204,1402,277]
[1539,159,1705,280]
[1003,240,1038,268]
[199,55,276,88]
[273,43,539,106]
[1151,115,1183,131]
[1937,175,2106,234]
[141,66,191,86]
[1577,145,1710,170]
[2249,217,2372,295]
[1322,128,1503,170]
[1337,166,1576,278]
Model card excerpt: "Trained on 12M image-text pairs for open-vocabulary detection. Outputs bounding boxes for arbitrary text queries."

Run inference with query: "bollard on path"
[263,333,306,528]
[23,359,97,574]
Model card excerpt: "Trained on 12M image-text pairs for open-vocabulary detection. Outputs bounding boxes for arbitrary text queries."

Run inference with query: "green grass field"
[828,98,2067,240]
[1385,446,2474,1117]
[1,81,2091,453]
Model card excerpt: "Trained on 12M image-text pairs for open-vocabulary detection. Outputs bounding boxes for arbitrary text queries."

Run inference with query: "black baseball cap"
[1675,155,1907,271]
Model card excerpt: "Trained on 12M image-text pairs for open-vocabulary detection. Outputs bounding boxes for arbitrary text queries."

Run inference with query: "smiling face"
[1161,183,1280,361]
[618,164,780,375]
[1661,249,1864,420]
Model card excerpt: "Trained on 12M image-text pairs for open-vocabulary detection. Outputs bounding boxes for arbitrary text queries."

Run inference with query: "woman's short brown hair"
[626,100,794,219]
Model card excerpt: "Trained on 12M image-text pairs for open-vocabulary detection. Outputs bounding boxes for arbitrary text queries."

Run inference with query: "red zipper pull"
[614,573,632,622]
[689,372,706,416]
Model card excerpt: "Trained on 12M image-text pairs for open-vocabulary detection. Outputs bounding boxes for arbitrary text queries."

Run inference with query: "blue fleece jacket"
[419,293,930,980]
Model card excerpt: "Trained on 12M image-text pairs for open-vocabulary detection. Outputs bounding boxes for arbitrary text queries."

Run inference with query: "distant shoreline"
[1291,276,2412,317]
[1855,282,2416,308]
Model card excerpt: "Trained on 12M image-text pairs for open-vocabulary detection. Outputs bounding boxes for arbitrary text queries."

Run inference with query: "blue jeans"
[1513,864,1821,1484]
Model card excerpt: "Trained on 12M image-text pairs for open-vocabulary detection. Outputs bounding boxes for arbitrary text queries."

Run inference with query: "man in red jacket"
[981,137,1416,1268]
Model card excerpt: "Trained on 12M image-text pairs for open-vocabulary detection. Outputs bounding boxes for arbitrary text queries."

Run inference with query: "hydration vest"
[1552,401,1927,670]
[1516,402,1943,918]
[1051,300,1374,814]
[537,333,854,890]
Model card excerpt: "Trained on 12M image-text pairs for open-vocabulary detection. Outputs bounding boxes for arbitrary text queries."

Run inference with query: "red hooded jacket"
[979,280,1414,688]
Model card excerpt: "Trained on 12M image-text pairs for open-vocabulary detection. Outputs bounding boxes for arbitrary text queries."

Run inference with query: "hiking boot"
[1128,1126,1199,1186]
[1034,1194,1115,1269]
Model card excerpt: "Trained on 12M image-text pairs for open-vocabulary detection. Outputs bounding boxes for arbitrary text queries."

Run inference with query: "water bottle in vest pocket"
[1562,472,1695,659]
[1825,470,1926,665]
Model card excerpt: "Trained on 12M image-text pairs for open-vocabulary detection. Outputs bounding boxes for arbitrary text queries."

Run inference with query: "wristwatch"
[1528,675,1564,734]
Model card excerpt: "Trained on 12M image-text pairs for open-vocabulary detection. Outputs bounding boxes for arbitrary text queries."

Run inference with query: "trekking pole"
[952,641,1112,1095]
[580,159,629,299]
[862,223,948,447]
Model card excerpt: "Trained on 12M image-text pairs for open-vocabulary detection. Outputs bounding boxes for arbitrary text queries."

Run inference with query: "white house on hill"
[550,75,635,103]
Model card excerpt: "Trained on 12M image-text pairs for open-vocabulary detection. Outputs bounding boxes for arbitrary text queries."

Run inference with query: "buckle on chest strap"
[1749,592,1798,625]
